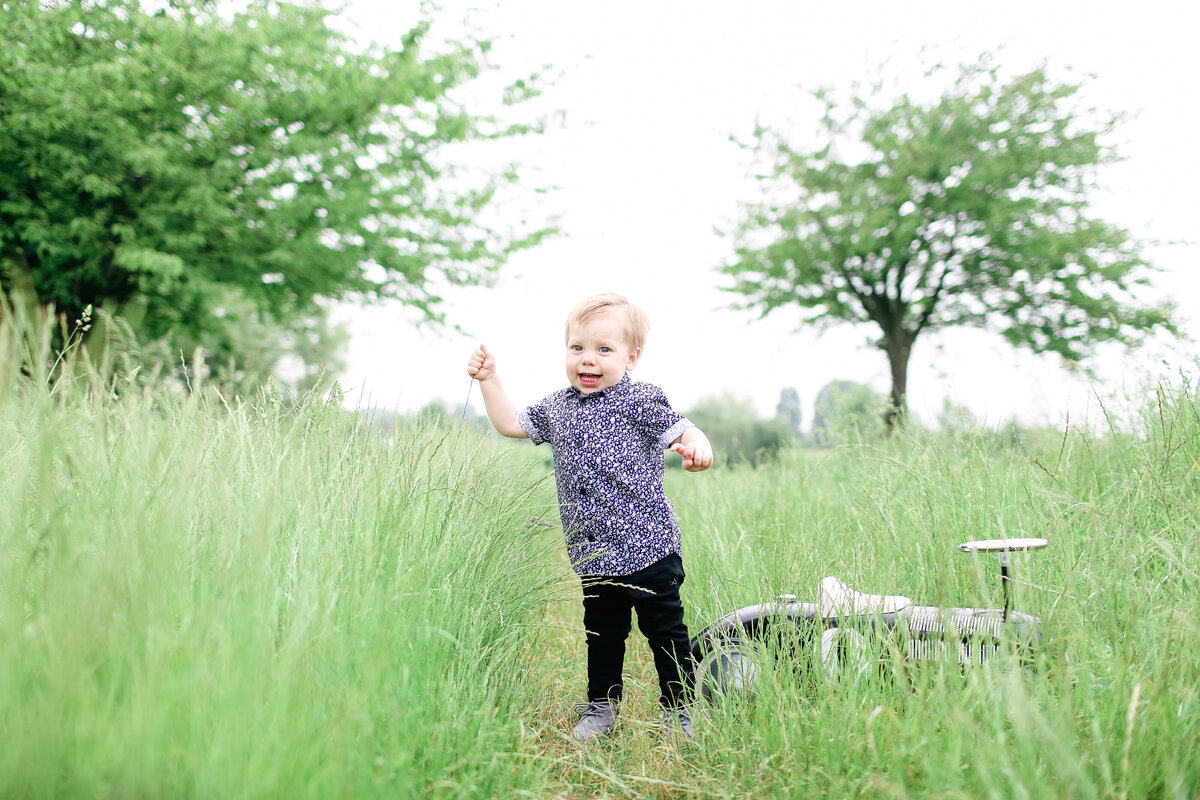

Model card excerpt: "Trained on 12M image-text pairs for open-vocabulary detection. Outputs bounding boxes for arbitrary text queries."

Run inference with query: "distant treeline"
[394,381,1065,467]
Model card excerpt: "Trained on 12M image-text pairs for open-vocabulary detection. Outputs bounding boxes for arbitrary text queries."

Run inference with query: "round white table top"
[959,537,1049,553]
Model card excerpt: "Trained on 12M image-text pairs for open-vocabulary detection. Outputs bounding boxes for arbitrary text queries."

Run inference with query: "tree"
[0,0,552,384]
[775,386,802,437]
[935,396,981,436]
[809,380,887,447]
[720,56,1177,427]
[684,393,792,467]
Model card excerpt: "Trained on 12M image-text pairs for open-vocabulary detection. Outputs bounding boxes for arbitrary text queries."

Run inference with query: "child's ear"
[626,347,642,371]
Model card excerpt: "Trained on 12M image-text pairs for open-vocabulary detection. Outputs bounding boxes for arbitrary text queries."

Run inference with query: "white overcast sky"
[329,0,1199,430]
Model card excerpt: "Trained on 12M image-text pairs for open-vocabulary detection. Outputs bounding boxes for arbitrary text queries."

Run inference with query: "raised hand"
[467,344,497,382]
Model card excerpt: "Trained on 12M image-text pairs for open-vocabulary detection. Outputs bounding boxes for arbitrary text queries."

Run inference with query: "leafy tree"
[775,386,802,437]
[936,396,981,436]
[810,380,887,447]
[721,57,1177,427]
[0,0,553,384]
[684,393,792,467]
[412,399,490,433]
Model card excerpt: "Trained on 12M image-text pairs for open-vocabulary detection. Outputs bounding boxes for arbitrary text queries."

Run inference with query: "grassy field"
[2,313,1198,798]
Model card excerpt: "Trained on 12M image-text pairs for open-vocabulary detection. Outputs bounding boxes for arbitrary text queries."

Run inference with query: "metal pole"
[998,551,1011,622]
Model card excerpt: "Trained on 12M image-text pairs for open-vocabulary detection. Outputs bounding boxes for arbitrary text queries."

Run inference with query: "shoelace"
[574,701,614,718]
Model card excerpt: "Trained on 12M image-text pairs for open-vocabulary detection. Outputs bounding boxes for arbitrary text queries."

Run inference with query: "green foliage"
[408,398,492,434]
[0,307,566,797]
[684,392,794,466]
[775,385,802,436]
[0,0,554,385]
[721,55,1178,422]
[660,374,1200,798]
[4,304,1200,797]
[809,378,889,446]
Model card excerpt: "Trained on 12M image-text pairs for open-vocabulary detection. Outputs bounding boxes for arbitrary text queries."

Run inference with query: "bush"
[810,379,889,446]
[684,393,795,466]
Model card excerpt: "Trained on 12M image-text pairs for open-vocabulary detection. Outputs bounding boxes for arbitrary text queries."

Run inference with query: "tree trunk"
[1,253,40,323]
[883,336,911,432]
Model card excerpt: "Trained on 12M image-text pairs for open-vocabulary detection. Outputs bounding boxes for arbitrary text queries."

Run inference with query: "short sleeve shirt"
[517,374,694,577]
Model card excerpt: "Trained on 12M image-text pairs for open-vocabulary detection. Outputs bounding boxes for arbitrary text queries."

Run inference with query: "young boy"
[466,293,713,741]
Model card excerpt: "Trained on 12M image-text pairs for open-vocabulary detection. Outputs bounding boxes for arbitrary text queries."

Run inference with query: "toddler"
[466,293,713,741]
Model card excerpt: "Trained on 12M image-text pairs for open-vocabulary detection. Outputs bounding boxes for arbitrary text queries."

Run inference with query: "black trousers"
[581,553,694,708]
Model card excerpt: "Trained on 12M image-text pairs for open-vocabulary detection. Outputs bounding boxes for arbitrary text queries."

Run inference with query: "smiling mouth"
[578,373,601,387]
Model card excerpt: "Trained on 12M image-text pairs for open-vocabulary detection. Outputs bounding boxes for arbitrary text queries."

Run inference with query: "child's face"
[565,311,641,395]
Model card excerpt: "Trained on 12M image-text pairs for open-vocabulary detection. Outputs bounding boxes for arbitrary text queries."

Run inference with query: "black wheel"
[690,602,824,703]
[694,636,769,703]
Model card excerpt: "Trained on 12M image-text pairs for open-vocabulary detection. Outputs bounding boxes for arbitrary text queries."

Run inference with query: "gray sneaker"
[660,706,701,740]
[572,700,618,743]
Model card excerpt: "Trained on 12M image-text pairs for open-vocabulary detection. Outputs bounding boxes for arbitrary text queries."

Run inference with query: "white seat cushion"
[818,576,911,618]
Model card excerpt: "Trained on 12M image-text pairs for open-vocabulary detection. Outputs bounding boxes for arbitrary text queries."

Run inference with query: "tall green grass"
[3,303,1198,797]
[524,387,1199,798]
[0,306,569,797]
[654,380,1200,799]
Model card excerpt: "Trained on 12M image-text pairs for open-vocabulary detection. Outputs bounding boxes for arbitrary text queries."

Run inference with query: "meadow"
[2,311,1198,798]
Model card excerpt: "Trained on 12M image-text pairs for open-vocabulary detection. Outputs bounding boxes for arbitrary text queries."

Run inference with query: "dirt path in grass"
[522,551,710,799]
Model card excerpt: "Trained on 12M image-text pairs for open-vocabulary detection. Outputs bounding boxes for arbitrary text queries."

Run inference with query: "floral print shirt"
[518,374,694,576]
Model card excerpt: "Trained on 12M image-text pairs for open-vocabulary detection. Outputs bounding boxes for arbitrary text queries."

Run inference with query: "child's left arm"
[670,427,714,472]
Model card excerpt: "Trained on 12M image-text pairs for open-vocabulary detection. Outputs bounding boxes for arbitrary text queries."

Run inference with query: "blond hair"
[565,293,649,351]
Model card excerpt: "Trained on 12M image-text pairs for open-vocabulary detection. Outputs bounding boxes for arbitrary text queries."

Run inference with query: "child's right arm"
[466,344,528,439]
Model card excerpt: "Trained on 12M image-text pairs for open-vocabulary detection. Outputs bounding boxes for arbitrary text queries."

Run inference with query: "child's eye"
[600,347,611,353]
[571,345,582,351]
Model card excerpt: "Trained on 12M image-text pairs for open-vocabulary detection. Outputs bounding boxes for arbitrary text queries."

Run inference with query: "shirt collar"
[568,372,632,400]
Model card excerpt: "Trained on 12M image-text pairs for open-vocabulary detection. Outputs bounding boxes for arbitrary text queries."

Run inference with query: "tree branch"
[913,243,955,336]
[812,209,883,324]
